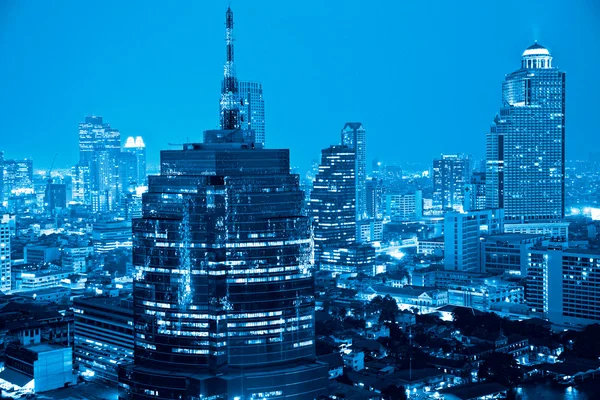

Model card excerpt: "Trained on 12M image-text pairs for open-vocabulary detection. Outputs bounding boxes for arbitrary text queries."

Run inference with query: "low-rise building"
[369,285,448,313]
[73,295,134,383]
[482,233,546,275]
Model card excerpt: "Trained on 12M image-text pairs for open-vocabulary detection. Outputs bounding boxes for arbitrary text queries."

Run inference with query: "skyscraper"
[120,129,325,399]
[119,8,326,399]
[78,116,121,211]
[486,42,566,222]
[121,136,147,189]
[0,214,11,293]
[310,145,356,265]
[341,122,367,221]
[444,209,504,271]
[433,154,471,212]
[239,81,266,146]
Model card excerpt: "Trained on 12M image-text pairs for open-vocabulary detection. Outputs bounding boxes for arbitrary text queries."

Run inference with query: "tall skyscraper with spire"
[220,7,242,131]
[119,8,326,399]
[486,43,565,222]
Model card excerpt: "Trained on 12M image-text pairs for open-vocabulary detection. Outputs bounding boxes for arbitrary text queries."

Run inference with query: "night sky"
[0,0,598,173]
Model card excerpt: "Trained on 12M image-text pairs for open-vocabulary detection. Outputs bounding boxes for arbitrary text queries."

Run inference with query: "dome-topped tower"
[521,41,553,69]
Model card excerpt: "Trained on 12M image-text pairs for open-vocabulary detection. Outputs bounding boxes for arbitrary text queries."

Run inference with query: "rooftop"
[522,42,551,57]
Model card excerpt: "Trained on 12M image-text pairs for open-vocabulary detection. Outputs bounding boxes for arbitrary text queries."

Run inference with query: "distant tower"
[122,136,147,187]
[239,81,266,146]
[78,116,121,212]
[432,154,471,212]
[310,145,356,265]
[341,123,367,221]
[0,214,11,293]
[220,7,241,131]
[486,42,565,222]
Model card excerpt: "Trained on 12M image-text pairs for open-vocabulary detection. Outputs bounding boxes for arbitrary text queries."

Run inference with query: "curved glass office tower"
[119,129,326,399]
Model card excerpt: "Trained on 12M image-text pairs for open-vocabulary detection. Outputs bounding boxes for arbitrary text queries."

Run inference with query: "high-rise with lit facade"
[78,116,122,212]
[341,122,367,222]
[119,8,326,399]
[0,214,10,293]
[433,154,471,212]
[119,129,325,399]
[486,42,566,222]
[121,136,147,189]
[310,145,356,266]
[239,81,266,146]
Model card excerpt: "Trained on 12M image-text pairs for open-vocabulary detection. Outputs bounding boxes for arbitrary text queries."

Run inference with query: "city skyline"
[1,1,599,173]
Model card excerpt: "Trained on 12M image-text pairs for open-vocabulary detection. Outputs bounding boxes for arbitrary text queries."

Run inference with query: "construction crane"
[47,153,58,185]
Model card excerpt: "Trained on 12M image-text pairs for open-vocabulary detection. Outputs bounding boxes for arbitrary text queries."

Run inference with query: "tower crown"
[521,42,553,69]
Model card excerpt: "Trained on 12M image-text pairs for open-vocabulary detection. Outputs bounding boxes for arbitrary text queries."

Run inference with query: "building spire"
[220,6,241,130]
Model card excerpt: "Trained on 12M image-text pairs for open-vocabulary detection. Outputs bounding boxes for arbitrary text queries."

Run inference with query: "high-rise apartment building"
[463,171,486,212]
[444,209,504,271]
[341,122,367,221]
[310,145,356,265]
[486,43,566,222]
[78,116,122,212]
[119,129,325,399]
[366,177,384,220]
[384,191,423,222]
[0,214,11,293]
[433,154,471,212]
[239,81,266,146]
[527,247,600,328]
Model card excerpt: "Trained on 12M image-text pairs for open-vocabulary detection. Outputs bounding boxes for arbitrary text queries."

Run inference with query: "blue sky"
[0,0,598,172]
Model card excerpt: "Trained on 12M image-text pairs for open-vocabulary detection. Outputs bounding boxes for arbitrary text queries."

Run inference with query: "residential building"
[384,191,423,222]
[310,145,356,265]
[24,246,60,265]
[365,177,384,220]
[486,43,565,222]
[444,209,504,271]
[0,214,11,293]
[62,246,93,274]
[357,220,383,243]
[527,247,600,328]
[463,171,486,212]
[433,154,471,212]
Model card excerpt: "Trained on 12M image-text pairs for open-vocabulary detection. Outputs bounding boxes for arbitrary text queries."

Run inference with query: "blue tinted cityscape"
[0,3,599,400]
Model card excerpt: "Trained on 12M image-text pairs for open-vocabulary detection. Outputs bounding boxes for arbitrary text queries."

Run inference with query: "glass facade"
[486,43,565,222]
[120,129,326,399]
[239,81,266,147]
[432,154,471,212]
[309,145,356,266]
[78,116,122,211]
[341,123,367,222]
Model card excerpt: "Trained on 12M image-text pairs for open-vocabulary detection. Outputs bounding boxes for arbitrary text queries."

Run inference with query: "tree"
[571,324,600,359]
[478,352,522,386]
[381,385,407,400]
[368,294,399,324]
